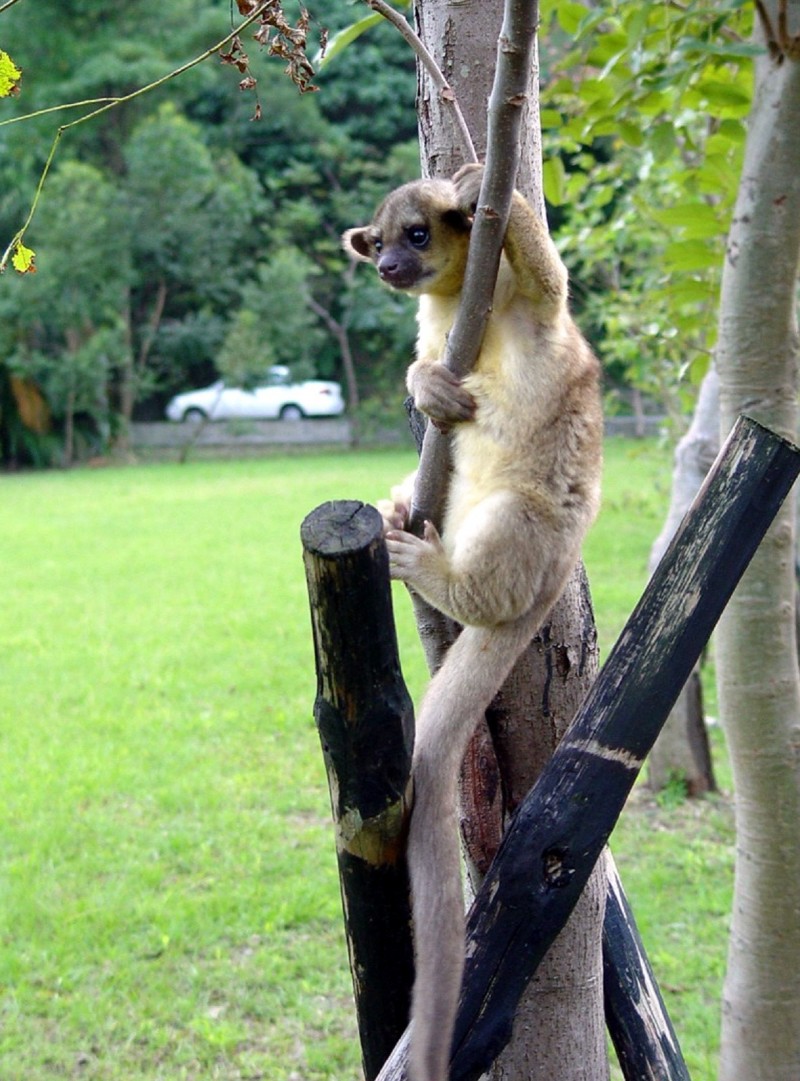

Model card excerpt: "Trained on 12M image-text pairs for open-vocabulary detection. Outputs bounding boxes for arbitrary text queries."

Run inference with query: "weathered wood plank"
[604,855,690,1081]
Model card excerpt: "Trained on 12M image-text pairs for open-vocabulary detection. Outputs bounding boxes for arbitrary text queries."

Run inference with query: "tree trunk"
[307,293,360,444]
[714,8,800,1078]
[136,278,168,381]
[116,289,137,455]
[647,368,720,795]
[414,0,540,198]
[63,382,75,468]
[413,2,608,1077]
[646,668,715,797]
[484,569,607,1081]
[63,327,82,468]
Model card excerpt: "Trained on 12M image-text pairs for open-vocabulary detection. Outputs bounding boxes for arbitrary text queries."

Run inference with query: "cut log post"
[301,500,415,1081]
[374,415,800,1081]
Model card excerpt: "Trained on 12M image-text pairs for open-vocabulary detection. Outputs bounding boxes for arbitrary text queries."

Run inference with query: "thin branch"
[366,0,476,163]
[0,98,119,129]
[0,0,24,14]
[0,2,272,272]
[407,0,540,534]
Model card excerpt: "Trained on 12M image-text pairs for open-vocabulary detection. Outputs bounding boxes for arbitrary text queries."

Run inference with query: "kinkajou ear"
[341,227,373,261]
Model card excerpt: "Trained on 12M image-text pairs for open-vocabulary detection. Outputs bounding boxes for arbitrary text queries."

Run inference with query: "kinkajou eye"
[407,225,430,249]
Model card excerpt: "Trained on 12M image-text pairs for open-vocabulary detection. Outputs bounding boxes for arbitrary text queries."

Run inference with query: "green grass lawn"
[0,440,733,1080]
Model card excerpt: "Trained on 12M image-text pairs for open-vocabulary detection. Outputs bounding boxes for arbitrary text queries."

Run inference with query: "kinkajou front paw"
[376,474,415,535]
[408,361,476,428]
[376,497,408,533]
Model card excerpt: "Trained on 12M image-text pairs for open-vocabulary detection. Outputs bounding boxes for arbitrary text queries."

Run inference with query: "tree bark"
[715,7,800,1078]
[414,0,541,197]
[484,568,608,1081]
[414,0,500,178]
[63,326,83,468]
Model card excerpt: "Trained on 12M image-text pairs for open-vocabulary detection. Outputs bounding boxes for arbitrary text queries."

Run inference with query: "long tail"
[407,610,541,1081]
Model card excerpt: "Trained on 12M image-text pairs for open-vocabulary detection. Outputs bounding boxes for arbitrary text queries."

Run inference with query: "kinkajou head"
[343,178,473,296]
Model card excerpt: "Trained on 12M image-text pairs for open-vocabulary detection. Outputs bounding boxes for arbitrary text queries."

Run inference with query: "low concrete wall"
[605,415,667,437]
[130,414,666,459]
[133,417,354,448]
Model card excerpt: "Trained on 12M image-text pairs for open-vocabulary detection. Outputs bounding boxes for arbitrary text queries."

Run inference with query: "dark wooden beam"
[604,856,691,1080]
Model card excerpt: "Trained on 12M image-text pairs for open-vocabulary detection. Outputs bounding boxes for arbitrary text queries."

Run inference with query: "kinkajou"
[342,164,603,1081]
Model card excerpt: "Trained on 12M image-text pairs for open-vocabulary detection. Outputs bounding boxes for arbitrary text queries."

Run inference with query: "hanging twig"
[0,2,282,272]
[366,0,476,162]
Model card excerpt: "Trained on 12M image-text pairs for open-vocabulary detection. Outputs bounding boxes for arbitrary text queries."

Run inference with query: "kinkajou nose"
[377,256,399,279]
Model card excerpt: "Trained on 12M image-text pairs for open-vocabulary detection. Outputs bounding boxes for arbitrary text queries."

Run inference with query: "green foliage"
[656,770,692,809]
[2,0,762,458]
[320,11,385,66]
[0,49,22,97]
[124,103,266,310]
[249,250,325,370]
[218,308,276,385]
[218,247,332,387]
[10,240,35,273]
[1,160,129,441]
[21,159,129,321]
[540,0,758,417]
[0,0,418,459]
[343,269,417,398]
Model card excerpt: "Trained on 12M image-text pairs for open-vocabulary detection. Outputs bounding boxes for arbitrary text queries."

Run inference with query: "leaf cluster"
[0,46,21,97]
[539,0,757,418]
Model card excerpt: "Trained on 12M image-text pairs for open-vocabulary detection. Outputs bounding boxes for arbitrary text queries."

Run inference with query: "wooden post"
[373,415,800,1081]
[603,856,690,1081]
[301,500,415,1081]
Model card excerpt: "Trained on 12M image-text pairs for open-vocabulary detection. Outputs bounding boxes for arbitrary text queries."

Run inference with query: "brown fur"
[343,164,603,1081]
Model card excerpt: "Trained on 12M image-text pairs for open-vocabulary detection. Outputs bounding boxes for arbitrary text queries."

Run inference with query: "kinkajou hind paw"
[376,474,416,535]
[384,521,444,582]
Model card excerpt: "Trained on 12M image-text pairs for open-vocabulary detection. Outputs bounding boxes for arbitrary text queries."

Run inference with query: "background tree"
[539,2,800,1076]
[0,160,130,463]
[714,3,800,1076]
[119,103,264,432]
[538,0,757,791]
[0,0,420,461]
